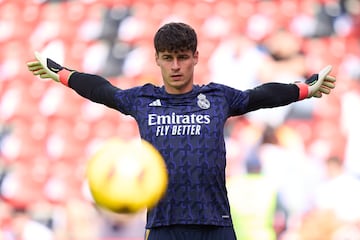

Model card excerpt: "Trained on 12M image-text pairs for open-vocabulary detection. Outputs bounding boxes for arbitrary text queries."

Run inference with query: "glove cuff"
[59,70,73,86]
[295,83,309,100]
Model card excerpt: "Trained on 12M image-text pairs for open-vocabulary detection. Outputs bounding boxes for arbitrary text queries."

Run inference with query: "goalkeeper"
[27,22,336,240]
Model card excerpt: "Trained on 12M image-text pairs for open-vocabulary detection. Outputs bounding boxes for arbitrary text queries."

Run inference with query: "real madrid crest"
[197,93,210,109]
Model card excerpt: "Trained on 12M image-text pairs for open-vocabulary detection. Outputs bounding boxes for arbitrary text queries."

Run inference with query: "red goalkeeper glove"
[26,51,74,86]
[296,65,336,100]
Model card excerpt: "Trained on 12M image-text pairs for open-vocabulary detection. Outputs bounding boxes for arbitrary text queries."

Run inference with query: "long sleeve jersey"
[66,72,301,228]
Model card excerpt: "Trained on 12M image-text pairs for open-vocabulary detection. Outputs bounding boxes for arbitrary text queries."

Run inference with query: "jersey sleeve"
[67,72,137,115]
[222,82,300,116]
[246,83,300,112]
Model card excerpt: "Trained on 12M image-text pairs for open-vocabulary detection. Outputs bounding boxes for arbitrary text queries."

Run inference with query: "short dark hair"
[154,22,197,54]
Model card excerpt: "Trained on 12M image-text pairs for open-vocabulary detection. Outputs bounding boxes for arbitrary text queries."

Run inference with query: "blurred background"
[0,0,360,239]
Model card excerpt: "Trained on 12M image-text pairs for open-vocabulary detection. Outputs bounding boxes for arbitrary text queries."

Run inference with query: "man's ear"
[155,52,160,66]
[193,51,199,65]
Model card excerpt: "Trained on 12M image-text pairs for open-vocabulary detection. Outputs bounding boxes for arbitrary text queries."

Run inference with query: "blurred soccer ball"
[86,138,168,213]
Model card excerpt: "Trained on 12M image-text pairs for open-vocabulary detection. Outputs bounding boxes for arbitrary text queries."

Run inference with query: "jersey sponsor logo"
[148,113,210,125]
[148,112,210,136]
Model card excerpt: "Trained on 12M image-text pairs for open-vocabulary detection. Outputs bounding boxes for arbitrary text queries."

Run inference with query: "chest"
[135,93,228,138]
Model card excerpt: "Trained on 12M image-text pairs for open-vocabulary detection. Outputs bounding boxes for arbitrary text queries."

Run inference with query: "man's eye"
[179,55,189,60]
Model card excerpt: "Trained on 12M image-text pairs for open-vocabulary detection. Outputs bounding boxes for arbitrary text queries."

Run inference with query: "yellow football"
[86,138,168,213]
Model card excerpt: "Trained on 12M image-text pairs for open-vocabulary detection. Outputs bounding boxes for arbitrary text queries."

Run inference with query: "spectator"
[227,152,287,240]
[312,156,360,223]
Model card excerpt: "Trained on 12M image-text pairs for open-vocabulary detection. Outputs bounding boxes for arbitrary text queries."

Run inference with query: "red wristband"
[59,70,73,86]
[295,83,309,100]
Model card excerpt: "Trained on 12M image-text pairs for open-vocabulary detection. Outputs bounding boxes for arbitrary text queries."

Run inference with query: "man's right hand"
[27,51,74,85]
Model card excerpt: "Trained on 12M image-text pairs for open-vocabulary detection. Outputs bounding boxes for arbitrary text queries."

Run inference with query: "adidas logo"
[149,99,162,107]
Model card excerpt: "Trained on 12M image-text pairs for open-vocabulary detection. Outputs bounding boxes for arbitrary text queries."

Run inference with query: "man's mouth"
[171,74,182,80]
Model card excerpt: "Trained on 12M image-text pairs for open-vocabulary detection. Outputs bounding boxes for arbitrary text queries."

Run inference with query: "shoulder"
[198,82,242,94]
[202,82,237,90]
[124,83,162,96]
[141,83,160,90]
[140,83,162,93]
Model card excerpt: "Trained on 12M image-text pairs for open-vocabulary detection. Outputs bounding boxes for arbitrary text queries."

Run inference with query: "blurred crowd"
[0,0,360,239]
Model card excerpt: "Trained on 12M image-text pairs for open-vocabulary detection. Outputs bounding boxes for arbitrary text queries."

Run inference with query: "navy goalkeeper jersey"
[67,73,300,228]
[117,83,246,228]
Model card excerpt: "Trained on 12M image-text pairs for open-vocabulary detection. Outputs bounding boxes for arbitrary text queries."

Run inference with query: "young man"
[27,22,336,240]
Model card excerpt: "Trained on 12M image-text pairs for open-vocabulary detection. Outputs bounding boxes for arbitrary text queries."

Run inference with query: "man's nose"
[171,59,180,70]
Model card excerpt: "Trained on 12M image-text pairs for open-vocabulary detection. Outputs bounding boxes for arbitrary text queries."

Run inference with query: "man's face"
[155,49,198,94]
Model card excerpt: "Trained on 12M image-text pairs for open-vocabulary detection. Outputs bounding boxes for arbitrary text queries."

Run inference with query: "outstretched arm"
[27,51,120,109]
[246,82,300,112]
[246,66,336,112]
